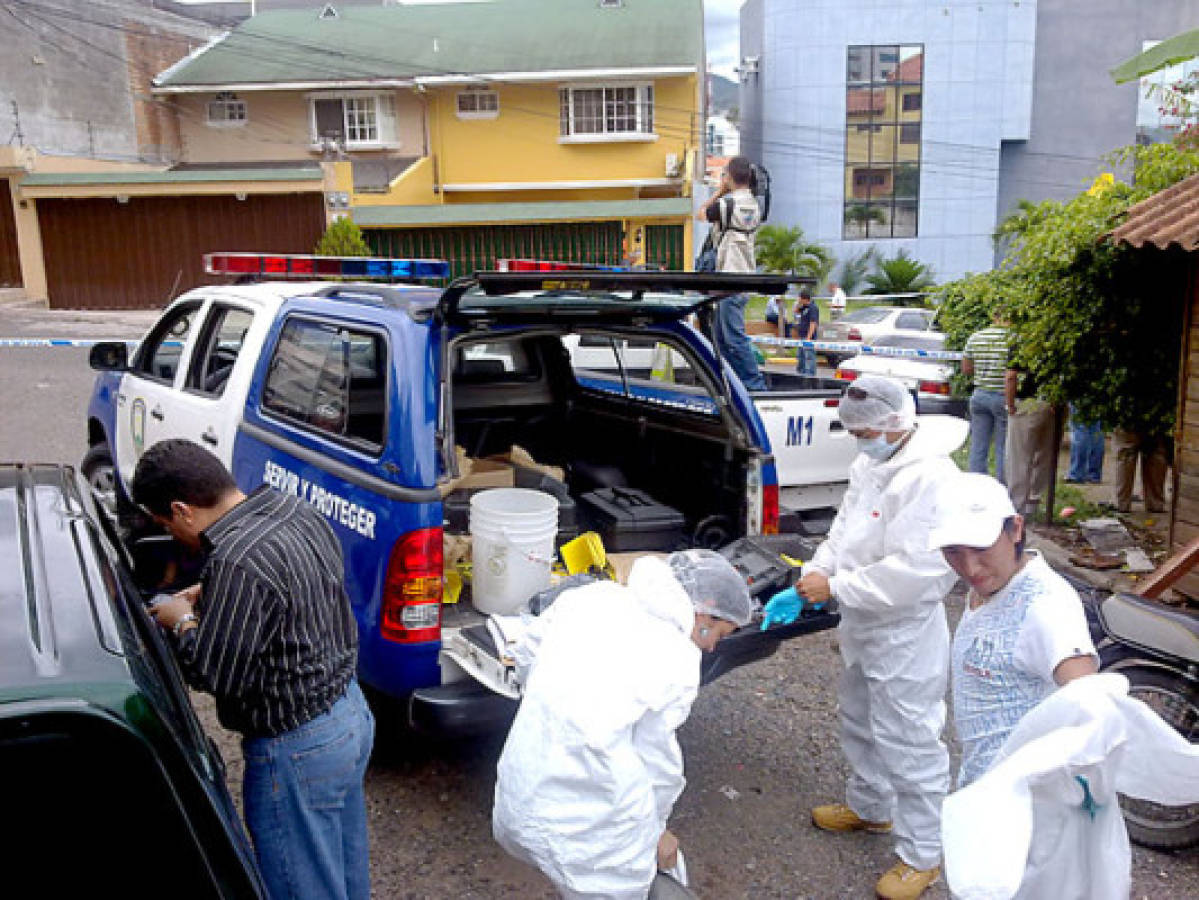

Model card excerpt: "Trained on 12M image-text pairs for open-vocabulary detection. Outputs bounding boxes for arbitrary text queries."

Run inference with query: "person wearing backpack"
[696,156,766,390]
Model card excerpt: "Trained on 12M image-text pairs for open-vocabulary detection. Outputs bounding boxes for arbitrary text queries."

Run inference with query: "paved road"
[3,304,1196,898]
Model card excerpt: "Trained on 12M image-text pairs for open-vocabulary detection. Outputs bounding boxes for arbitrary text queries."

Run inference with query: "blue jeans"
[796,343,817,375]
[968,389,1007,482]
[243,681,375,900]
[1068,406,1105,482]
[716,293,767,390]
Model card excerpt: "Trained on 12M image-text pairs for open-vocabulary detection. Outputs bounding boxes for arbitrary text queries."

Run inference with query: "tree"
[755,224,834,282]
[935,141,1199,434]
[843,202,885,237]
[862,249,935,296]
[992,199,1048,254]
[314,216,371,256]
[835,248,876,295]
[1112,31,1199,148]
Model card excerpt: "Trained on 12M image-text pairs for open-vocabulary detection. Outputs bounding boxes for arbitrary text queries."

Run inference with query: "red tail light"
[762,482,780,535]
[835,369,859,381]
[381,527,443,643]
[847,328,862,341]
[918,380,950,395]
[823,398,840,408]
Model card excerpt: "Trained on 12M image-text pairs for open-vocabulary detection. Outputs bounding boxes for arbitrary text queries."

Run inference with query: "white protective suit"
[943,672,1199,900]
[807,414,968,870]
[492,557,702,899]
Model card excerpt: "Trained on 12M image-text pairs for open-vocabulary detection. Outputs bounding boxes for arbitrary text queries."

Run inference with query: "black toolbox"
[719,534,820,599]
[579,487,685,551]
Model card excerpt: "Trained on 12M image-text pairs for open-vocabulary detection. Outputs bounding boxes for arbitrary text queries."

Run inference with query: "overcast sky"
[705,0,742,79]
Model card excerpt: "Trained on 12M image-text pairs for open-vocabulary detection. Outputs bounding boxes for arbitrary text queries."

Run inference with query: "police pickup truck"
[84,254,839,736]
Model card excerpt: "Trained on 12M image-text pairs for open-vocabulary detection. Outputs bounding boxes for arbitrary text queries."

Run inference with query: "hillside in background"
[709,73,738,115]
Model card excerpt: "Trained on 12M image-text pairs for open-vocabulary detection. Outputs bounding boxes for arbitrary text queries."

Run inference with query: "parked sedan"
[821,305,937,366]
[834,333,967,418]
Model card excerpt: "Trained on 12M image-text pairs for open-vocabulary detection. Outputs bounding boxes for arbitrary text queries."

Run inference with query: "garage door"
[0,179,21,288]
[37,194,326,309]
[365,221,624,279]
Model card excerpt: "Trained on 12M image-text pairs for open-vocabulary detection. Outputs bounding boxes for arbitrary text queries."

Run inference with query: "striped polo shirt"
[963,326,1010,392]
[177,487,357,737]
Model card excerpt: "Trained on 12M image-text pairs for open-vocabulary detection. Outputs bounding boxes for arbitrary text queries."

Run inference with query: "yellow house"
[153,0,706,274]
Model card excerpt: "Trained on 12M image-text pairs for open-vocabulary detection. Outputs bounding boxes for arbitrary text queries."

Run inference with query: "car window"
[458,341,537,377]
[842,307,891,324]
[871,334,945,352]
[186,305,254,397]
[263,318,388,451]
[135,303,200,383]
[896,311,930,330]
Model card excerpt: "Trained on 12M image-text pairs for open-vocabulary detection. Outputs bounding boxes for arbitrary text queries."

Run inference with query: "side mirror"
[89,341,129,371]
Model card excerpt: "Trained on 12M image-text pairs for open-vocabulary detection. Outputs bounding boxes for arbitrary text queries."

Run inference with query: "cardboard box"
[457,458,514,490]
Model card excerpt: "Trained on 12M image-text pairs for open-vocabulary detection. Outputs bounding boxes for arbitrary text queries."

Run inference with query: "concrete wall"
[997,0,1199,224]
[0,0,211,164]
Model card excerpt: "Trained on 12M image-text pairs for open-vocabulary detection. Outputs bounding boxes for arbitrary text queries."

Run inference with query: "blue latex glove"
[760,586,804,630]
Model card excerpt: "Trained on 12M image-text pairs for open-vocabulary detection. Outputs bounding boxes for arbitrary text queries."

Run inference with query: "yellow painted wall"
[174,90,425,164]
[429,76,696,189]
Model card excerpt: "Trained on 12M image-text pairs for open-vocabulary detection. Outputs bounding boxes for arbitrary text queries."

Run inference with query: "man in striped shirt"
[962,319,1011,482]
[134,439,373,900]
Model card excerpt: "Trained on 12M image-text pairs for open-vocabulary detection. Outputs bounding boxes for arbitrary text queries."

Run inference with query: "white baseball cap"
[927,472,1018,551]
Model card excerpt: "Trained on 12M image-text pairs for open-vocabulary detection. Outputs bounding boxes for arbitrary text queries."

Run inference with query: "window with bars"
[559,84,654,139]
[843,44,923,239]
[310,93,397,148]
[457,88,499,118]
[206,91,246,127]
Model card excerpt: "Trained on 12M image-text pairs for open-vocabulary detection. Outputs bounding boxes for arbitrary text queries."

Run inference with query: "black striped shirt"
[177,486,357,737]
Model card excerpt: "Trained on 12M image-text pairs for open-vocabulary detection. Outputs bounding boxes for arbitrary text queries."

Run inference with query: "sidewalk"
[0,299,162,338]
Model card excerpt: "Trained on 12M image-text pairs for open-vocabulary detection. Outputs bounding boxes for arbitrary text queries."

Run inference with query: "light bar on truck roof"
[204,252,451,281]
[495,258,633,273]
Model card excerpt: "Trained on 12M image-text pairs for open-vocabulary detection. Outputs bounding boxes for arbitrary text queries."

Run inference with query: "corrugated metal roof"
[21,166,323,186]
[1110,171,1199,251]
[155,0,702,89]
[353,197,692,227]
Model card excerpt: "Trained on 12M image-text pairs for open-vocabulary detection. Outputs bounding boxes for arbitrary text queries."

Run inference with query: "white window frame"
[206,92,247,128]
[307,91,400,150]
[558,82,656,143]
[456,87,500,119]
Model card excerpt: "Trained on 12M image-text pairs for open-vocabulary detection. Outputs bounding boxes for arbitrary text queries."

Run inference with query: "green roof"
[353,197,693,227]
[21,166,323,187]
[156,0,702,88]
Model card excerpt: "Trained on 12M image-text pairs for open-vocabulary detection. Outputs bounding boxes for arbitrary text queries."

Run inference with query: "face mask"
[857,434,900,461]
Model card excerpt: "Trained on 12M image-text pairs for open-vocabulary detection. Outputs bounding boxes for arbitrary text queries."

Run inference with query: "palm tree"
[863,249,935,298]
[834,248,876,295]
[755,224,834,282]
[843,203,886,238]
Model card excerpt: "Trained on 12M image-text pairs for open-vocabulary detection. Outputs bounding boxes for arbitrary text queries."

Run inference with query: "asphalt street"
[3,303,1196,898]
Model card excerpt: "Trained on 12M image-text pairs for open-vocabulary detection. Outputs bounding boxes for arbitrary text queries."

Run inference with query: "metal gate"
[0,179,21,288]
[37,193,325,309]
[365,221,624,278]
[645,224,684,270]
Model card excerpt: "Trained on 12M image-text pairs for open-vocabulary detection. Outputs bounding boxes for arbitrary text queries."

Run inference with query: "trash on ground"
[1080,518,1135,552]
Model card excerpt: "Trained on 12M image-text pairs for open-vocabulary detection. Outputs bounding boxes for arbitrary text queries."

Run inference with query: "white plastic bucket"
[470,488,559,615]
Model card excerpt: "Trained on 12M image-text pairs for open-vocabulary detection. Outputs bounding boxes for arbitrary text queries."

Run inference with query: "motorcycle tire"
[1116,665,1199,850]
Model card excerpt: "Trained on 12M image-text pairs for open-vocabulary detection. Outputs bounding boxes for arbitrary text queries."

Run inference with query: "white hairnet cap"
[667,549,755,627]
[838,374,916,431]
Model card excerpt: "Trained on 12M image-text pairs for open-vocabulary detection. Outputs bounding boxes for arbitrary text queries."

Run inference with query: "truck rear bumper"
[408,680,519,738]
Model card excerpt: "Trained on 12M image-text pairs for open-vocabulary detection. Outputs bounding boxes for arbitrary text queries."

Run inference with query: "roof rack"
[473,270,814,296]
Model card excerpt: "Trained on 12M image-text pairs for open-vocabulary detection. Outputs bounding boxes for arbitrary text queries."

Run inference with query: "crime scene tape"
[750,335,964,361]
[0,338,178,348]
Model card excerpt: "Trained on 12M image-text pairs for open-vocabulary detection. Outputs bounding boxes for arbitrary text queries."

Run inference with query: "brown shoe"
[875,861,940,900]
[811,803,892,833]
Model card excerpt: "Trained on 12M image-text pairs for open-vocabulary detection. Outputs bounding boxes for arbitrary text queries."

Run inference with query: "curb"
[1027,530,1123,593]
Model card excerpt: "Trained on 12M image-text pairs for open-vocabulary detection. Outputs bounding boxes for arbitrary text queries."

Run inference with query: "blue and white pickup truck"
[84,255,840,736]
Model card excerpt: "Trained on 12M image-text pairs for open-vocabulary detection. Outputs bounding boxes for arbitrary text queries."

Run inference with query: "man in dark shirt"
[793,286,820,376]
[133,439,373,900]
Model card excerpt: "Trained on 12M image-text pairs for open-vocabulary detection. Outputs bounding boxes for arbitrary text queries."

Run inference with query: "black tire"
[1116,665,1199,850]
[81,442,120,520]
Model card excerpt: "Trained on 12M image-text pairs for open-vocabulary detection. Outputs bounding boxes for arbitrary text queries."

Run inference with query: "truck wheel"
[81,442,128,522]
[1117,665,1199,850]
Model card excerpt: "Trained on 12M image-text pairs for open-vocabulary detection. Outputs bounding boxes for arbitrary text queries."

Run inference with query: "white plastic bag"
[943,673,1199,900]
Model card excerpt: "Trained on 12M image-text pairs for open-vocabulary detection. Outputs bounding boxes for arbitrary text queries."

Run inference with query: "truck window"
[262,318,388,452]
[135,303,201,384]
[186,305,254,397]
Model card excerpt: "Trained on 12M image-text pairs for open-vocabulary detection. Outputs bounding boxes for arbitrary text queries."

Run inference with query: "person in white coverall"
[761,374,967,900]
[492,550,756,900]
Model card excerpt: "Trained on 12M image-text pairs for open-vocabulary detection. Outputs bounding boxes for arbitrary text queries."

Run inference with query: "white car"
[834,333,967,417]
[821,305,937,365]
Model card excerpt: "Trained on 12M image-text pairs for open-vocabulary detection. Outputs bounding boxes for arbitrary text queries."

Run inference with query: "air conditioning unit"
[665,153,681,178]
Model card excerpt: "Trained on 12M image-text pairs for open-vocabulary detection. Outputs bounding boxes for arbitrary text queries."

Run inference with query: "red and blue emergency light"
[204,252,451,281]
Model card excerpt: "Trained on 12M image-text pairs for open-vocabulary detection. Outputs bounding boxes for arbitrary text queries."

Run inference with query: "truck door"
[114,301,204,487]
[169,302,259,469]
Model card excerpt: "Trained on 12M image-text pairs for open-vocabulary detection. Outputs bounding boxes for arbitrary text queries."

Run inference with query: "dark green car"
[0,464,263,898]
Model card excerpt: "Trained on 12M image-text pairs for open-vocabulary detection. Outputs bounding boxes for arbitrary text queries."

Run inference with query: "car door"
[168,301,260,469]
[114,301,204,488]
